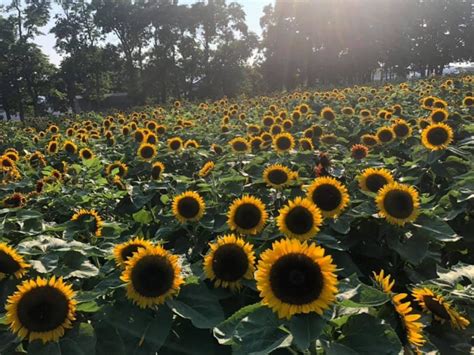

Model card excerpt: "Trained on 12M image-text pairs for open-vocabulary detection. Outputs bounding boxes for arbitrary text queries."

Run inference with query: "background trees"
[0,0,472,117]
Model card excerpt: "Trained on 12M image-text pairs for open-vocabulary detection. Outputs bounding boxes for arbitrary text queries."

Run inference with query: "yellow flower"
[227,195,268,235]
[376,182,420,226]
[306,177,350,218]
[113,237,154,267]
[71,209,104,237]
[358,167,394,193]
[277,197,322,240]
[0,243,30,280]
[172,191,206,223]
[255,238,338,319]
[120,246,183,308]
[421,122,453,151]
[5,276,76,343]
[203,234,255,291]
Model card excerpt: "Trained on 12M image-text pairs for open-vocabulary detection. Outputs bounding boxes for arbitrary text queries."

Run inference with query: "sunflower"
[0,243,29,280]
[203,234,255,290]
[151,161,165,180]
[137,143,156,161]
[211,144,223,155]
[167,137,183,151]
[351,144,368,159]
[429,108,449,123]
[47,141,59,154]
[372,269,395,293]
[358,168,394,193]
[255,238,338,319]
[392,293,425,349]
[376,126,395,144]
[320,107,336,121]
[2,192,26,208]
[250,136,263,151]
[5,276,76,343]
[462,96,473,107]
[341,106,355,115]
[392,119,412,139]
[421,122,453,151]
[184,139,199,149]
[299,138,314,151]
[263,164,293,189]
[230,137,250,153]
[306,177,350,218]
[113,237,154,267]
[106,161,128,177]
[198,161,214,177]
[63,140,78,154]
[172,191,206,223]
[70,209,104,237]
[277,197,323,240]
[120,246,183,308]
[361,134,379,147]
[79,148,94,160]
[273,132,295,153]
[320,134,337,145]
[4,149,19,162]
[412,287,470,330]
[0,155,15,170]
[227,195,268,235]
[376,182,419,226]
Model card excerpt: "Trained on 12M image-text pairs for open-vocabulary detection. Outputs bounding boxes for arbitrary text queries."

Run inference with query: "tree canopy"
[0,0,472,118]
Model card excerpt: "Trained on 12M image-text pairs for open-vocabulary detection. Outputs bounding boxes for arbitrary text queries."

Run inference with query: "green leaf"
[140,307,173,352]
[289,313,327,351]
[413,214,460,242]
[167,283,225,329]
[334,313,402,354]
[386,234,429,265]
[232,307,292,355]
[213,303,263,345]
[59,323,96,355]
[28,341,62,355]
[76,301,101,313]
[338,274,389,307]
[94,323,126,355]
[133,209,153,224]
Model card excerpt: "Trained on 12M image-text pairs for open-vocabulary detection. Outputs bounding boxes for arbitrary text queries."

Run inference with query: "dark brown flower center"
[212,244,249,282]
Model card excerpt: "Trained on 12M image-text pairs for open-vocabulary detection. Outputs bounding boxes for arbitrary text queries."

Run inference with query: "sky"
[1,0,269,66]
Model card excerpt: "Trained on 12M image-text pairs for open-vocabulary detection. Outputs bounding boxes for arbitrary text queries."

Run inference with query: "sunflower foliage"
[0,76,473,355]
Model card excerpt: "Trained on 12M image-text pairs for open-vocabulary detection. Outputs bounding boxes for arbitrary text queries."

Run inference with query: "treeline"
[0,0,472,119]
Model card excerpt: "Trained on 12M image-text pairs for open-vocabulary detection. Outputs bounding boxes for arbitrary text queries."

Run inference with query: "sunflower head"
[227,195,268,235]
[391,293,425,349]
[263,164,293,189]
[63,140,78,154]
[376,127,395,143]
[47,141,59,154]
[167,137,183,151]
[203,234,255,291]
[372,269,395,293]
[151,161,165,180]
[273,133,295,153]
[421,122,453,151]
[392,119,412,139]
[79,148,94,160]
[113,237,154,267]
[172,191,206,223]
[6,276,76,343]
[2,192,27,208]
[358,167,394,193]
[412,287,470,330]
[0,243,30,280]
[320,107,336,121]
[70,209,104,237]
[306,177,350,218]
[184,139,199,149]
[299,138,314,151]
[277,197,323,240]
[376,182,420,226]
[106,161,128,177]
[361,134,379,147]
[255,238,338,319]
[230,137,250,154]
[120,246,183,308]
[137,143,157,161]
[198,161,215,177]
[429,108,449,123]
[351,144,368,160]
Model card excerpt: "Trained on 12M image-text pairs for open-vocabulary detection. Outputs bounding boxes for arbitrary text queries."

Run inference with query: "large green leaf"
[412,214,460,242]
[338,274,390,307]
[333,313,402,354]
[289,313,327,351]
[167,283,225,329]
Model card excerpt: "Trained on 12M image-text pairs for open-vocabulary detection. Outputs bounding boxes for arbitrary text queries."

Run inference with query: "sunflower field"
[0,75,473,355]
